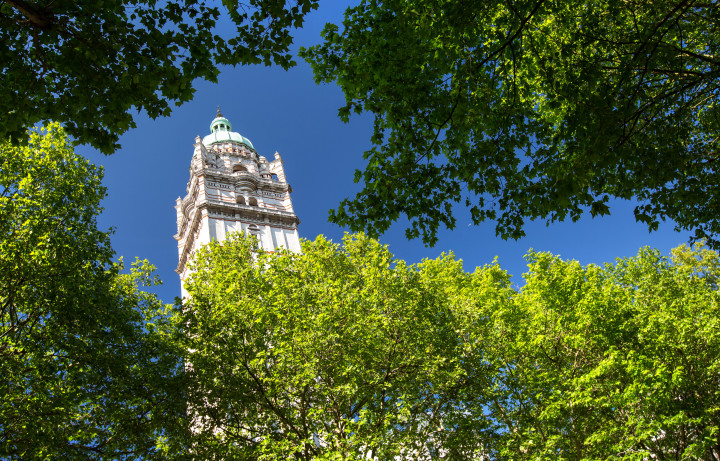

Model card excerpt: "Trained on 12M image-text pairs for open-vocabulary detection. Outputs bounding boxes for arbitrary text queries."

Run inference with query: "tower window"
[248,197,258,207]
[237,196,246,205]
[233,164,247,173]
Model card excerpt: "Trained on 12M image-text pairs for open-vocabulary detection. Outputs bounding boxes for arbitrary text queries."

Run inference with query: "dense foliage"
[184,232,720,460]
[0,125,185,459]
[0,0,318,152]
[184,232,495,459]
[301,0,720,247]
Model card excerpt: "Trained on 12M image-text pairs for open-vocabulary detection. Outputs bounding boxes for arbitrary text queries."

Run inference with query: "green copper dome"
[202,109,254,149]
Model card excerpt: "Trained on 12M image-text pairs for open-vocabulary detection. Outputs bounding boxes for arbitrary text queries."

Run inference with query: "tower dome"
[202,108,255,149]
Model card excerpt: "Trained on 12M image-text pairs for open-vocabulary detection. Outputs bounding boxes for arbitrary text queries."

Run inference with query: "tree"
[0,124,186,459]
[489,243,720,459]
[182,232,505,459]
[0,0,318,153]
[183,231,720,459]
[300,0,720,247]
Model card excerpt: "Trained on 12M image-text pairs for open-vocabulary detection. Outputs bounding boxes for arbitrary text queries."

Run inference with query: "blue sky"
[80,1,686,304]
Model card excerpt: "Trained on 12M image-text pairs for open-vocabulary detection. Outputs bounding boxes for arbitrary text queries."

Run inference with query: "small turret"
[202,107,255,149]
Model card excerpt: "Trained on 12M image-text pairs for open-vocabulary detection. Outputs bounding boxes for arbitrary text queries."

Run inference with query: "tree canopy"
[183,231,720,460]
[301,0,720,247]
[183,232,493,459]
[0,124,186,459]
[0,0,318,153]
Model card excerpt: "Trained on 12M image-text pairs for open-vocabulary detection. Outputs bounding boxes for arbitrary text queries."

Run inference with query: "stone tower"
[174,109,301,297]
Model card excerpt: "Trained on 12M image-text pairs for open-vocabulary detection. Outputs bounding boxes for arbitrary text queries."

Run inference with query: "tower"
[174,109,301,297]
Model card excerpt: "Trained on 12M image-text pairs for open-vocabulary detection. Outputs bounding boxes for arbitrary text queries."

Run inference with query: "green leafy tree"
[182,232,505,459]
[301,0,720,246]
[0,0,318,153]
[184,231,720,459]
[0,124,186,459]
[486,243,720,459]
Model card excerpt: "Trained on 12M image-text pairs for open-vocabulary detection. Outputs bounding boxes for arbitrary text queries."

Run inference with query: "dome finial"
[216,106,223,118]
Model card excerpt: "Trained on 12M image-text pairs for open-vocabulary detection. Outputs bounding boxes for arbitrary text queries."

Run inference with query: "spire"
[216,106,223,118]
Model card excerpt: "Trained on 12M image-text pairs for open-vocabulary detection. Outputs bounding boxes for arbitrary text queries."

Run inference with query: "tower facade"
[175,110,301,297]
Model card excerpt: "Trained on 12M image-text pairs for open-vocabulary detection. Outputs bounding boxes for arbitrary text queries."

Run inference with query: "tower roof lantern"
[202,107,255,149]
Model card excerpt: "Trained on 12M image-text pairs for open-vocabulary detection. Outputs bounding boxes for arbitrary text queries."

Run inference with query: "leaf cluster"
[0,0,319,152]
[301,0,720,247]
[0,124,186,459]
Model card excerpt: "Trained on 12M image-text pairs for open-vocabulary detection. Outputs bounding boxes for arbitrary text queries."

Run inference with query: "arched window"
[248,197,258,207]
[237,196,246,205]
[232,164,247,173]
[271,174,279,181]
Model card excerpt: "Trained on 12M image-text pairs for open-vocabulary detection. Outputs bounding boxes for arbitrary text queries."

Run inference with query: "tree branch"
[3,0,52,28]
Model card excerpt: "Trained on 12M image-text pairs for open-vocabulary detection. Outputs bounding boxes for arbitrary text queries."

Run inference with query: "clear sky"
[80,1,687,304]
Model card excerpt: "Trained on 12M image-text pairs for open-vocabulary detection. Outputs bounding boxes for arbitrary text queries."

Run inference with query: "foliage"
[0,0,318,153]
[184,232,720,459]
[0,124,186,459]
[183,232,506,459]
[490,243,720,459]
[301,0,720,247]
